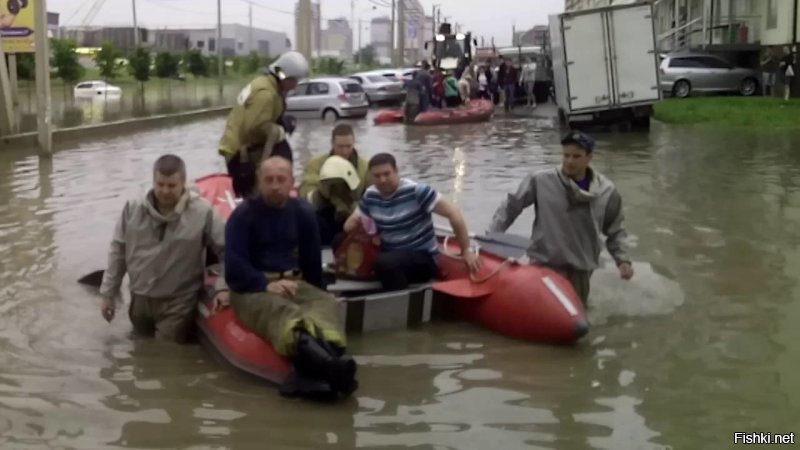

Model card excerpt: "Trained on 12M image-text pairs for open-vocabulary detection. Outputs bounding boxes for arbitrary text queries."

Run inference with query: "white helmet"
[319,155,360,191]
[269,51,310,81]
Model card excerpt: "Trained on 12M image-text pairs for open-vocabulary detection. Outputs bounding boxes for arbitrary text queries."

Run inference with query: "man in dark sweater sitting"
[224,155,357,401]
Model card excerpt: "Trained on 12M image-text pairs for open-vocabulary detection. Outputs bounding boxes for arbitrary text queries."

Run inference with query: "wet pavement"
[1,108,799,449]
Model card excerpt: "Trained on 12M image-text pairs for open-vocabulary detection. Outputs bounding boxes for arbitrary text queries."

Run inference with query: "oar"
[431,278,494,299]
[78,269,105,291]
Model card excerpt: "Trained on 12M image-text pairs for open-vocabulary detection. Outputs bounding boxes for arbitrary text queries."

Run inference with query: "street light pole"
[34,0,52,154]
[132,0,140,47]
[217,0,223,101]
[390,0,396,66]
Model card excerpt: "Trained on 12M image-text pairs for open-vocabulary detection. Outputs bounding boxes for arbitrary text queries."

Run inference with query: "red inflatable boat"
[373,98,495,126]
[192,174,588,384]
[435,235,589,343]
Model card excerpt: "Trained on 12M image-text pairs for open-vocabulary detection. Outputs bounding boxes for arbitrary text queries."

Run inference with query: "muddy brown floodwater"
[1,111,799,449]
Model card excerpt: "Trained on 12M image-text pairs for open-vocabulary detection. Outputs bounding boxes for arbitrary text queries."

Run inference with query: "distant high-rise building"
[370,16,392,61]
[400,0,426,64]
[514,25,549,47]
[322,17,353,60]
[295,1,322,57]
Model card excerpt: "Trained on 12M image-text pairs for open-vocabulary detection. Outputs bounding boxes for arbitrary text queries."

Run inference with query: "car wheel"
[740,78,758,96]
[673,80,691,98]
[322,108,339,121]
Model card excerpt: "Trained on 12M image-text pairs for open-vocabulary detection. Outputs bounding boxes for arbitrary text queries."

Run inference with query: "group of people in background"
[407,55,541,117]
[760,45,796,100]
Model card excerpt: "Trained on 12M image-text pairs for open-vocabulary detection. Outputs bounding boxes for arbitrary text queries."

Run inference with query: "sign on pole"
[1,0,36,53]
[408,20,416,39]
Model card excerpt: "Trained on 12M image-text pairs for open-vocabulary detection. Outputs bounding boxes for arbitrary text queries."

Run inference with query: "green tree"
[206,55,225,77]
[154,52,179,79]
[13,53,35,81]
[314,57,345,76]
[185,50,208,77]
[127,47,151,83]
[127,47,151,106]
[242,51,263,74]
[354,45,376,67]
[50,38,84,85]
[94,42,122,79]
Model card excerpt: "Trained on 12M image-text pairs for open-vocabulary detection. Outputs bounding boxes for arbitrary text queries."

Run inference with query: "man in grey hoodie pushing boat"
[99,155,229,342]
[487,130,634,307]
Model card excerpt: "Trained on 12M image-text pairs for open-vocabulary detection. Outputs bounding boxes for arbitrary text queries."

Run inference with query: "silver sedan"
[659,53,761,98]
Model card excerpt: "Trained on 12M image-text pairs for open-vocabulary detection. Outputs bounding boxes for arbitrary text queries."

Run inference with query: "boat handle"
[442,235,481,258]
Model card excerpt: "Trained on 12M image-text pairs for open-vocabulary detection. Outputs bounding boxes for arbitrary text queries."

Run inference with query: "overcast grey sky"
[49,0,564,47]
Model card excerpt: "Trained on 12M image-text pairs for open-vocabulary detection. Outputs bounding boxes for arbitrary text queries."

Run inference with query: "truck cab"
[426,23,478,73]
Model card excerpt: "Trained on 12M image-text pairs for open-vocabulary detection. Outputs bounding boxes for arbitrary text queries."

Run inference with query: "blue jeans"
[504,85,515,110]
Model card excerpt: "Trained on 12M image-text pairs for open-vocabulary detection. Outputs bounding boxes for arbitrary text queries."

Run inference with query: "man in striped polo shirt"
[344,153,480,290]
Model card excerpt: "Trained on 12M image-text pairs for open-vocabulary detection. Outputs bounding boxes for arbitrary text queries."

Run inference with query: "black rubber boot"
[294,332,357,397]
[316,339,358,397]
[279,369,337,403]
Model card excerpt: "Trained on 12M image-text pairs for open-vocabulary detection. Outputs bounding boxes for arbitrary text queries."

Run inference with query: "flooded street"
[1,112,799,449]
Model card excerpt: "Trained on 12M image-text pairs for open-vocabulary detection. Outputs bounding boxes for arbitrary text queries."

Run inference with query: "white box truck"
[548,2,661,129]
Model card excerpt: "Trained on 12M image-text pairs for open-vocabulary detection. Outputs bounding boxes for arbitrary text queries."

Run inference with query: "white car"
[73,81,122,98]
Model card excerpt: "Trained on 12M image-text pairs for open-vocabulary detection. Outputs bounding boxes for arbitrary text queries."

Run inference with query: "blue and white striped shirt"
[357,178,441,254]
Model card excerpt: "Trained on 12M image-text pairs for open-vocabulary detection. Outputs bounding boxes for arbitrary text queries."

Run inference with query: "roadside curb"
[0,106,232,152]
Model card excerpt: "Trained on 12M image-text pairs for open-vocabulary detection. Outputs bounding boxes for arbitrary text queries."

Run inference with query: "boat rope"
[440,235,517,283]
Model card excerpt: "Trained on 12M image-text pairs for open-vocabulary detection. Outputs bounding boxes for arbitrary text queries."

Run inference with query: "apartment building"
[565,0,800,52]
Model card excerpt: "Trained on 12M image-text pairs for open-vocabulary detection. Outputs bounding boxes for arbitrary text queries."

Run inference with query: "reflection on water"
[13,79,248,132]
[1,113,800,448]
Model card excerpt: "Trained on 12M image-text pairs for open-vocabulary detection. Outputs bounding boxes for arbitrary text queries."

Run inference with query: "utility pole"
[390,0,396,66]
[34,0,52,154]
[350,0,355,61]
[8,52,19,133]
[0,39,14,136]
[431,4,436,37]
[397,0,405,65]
[132,0,140,47]
[217,0,223,101]
[357,20,362,68]
[248,2,253,54]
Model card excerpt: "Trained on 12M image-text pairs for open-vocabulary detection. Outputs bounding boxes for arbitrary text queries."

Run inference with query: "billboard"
[1,0,36,53]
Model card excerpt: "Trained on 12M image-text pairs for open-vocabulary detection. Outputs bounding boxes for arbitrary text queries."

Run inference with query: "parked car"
[377,68,418,82]
[659,52,761,98]
[349,71,404,104]
[285,77,369,120]
[73,81,122,98]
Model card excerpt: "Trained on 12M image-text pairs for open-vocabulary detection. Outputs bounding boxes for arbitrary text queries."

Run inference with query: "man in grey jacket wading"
[99,155,229,343]
[488,131,634,307]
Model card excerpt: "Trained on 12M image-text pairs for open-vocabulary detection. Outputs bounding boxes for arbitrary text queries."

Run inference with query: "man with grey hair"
[99,154,228,343]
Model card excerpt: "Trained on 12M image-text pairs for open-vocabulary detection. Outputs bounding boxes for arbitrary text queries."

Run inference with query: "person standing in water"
[487,131,634,307]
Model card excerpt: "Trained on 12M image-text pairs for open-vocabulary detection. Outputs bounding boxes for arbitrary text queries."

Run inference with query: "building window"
[197,41,204,48]
[766,0,778,30]
[209,38,216,52]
